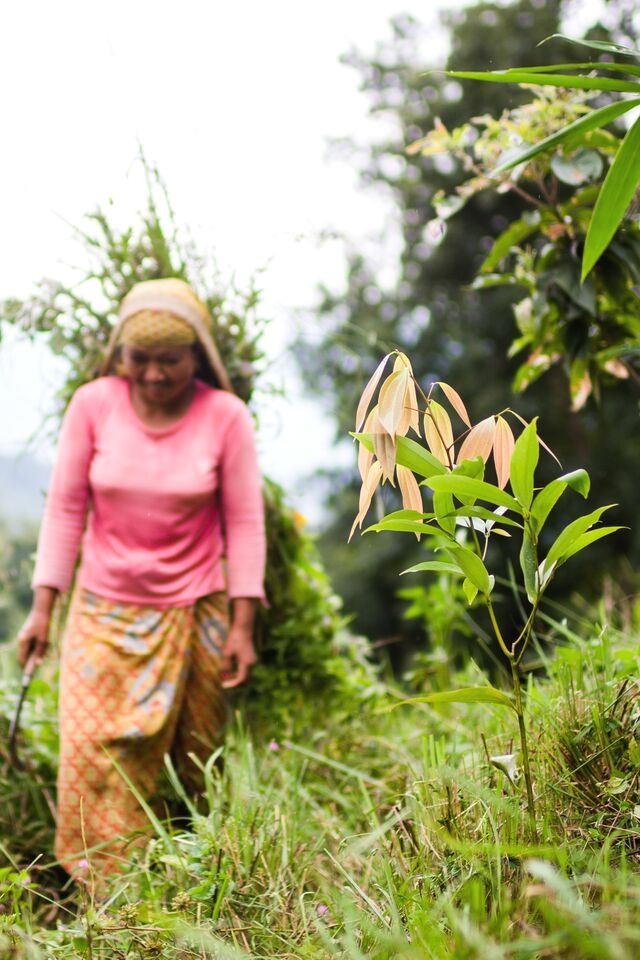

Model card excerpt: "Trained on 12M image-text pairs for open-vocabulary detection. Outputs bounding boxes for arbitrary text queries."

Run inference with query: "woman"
[17,277,266,883]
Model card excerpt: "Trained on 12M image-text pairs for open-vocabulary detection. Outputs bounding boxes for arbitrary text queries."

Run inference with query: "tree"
[296,0,639,648]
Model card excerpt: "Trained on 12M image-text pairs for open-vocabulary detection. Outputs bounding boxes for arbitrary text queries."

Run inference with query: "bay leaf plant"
[350,351,622,834]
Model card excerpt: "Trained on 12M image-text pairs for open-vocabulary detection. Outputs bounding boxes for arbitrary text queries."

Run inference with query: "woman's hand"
[220,624,257,689]
[17,610,51,668]
[17,587,58,668]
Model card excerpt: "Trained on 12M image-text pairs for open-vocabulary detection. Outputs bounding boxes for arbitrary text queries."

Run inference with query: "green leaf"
[449,505,523,529]
[520,530,538,603]
[480,211,544,274]
[424,474,522,512]
[550,149,603,185]
[490,98,640,174]
[559,525,624,562]
[462,578,478,605]
[545,505,616,568]
[542,34,640,58]
[530,469,590,534]
[394,686,517,712]
[582,114,640,280]
[509,418,539,510]
[380,509,435,522]
[447,69,640,95]
[434,490,456,535]
[400,560,461,576]
[515,61,640,79]
[364,519,454,538]
[351,433,447,478]
[447,546,491,594]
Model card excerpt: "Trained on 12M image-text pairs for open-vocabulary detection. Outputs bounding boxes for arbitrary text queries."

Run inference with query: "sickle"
[8,653,38,772]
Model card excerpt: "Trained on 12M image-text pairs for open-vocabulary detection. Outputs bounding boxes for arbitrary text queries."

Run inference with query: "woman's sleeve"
[219,402,266,601]
[32,387,95,593]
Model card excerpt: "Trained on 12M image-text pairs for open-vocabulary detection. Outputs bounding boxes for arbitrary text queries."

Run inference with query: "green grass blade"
[542,34,640,58]
[393,687,517,712]
[582,114,640,279]
[447,69,640,94]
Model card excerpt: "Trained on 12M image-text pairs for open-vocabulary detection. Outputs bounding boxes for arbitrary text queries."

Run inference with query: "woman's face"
[121,344,198,406]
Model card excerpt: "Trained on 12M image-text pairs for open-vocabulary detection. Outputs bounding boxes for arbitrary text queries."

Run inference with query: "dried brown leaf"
[397,465,423,513]
[355,353,391,432]
[349,460,383,541]
[424,400,455,466]
[373,429,397,485]
[458,416,496,465]
[357,407,378,480]
[379,368,411,437]
[436,381,471,428]
[493,416,515,490]
[508,410,561,467]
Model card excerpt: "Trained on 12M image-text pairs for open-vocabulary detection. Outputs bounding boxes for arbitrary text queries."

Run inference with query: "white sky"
[0,0,606,522]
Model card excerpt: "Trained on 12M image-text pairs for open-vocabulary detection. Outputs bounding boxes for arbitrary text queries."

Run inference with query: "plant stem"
[510,660,538,841]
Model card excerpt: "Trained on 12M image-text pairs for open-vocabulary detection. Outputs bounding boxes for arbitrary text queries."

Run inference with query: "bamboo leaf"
[447,546,491,593]
[448,69,640,95]
[434,490,456,535]
[364,519,454,538]
[582,114,640,280]
[462,578,478,604]
[458,416,497,465]
[424,400,454,466]
[425,474,522,513]
[543,34,640,58]
[436,381,472,427]
[394,686,517,711]
[530,469,590,534]
[545,505,616,568]
[520,530,538,603]
[449,505,523,529]
[494,416,516,490]
[558,525,624,562]
[400,561,461,576]
[509,418,539,510]
[397,464,424,517]
[355,353,391,431]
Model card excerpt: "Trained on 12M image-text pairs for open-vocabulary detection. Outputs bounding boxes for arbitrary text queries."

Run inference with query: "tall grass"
[0,621,638,958]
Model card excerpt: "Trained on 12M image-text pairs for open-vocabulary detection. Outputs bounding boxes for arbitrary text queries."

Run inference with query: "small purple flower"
[316,903,329,917]
[268,740,279,752]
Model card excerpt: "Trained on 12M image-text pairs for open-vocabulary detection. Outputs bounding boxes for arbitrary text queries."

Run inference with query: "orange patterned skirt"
[56,588,229,881]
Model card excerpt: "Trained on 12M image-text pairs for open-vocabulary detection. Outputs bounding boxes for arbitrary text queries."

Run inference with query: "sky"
[0,0,606,523]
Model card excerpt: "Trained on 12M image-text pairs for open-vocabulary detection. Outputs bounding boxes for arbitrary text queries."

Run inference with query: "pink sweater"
[32,377,266,607]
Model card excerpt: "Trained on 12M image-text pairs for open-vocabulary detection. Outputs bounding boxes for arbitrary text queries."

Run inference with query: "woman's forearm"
[230,597,259,632]
[33,586,59,619]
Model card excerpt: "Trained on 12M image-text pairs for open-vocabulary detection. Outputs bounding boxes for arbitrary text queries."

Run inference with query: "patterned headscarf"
[119,309,197,347]
[101,278,232,392]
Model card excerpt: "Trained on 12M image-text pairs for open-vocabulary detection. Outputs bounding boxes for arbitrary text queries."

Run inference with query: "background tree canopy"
[295,0,640,651]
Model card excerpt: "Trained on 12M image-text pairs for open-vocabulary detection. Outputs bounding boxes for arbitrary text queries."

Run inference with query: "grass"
[0,620,638,958]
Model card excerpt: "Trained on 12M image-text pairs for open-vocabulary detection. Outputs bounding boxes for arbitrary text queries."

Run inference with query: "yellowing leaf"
[458,416,496,465]
[358,407,378,480]
[436,381,471,427]
[404,375,421,436]
[424,400,454,466]
[355,353,391,432]
[373,429,397,484]
[349,461,383,541]
[394,352,413,374]
[379,368,411,437]
[494,416,515,490]
[397,465,423,517]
